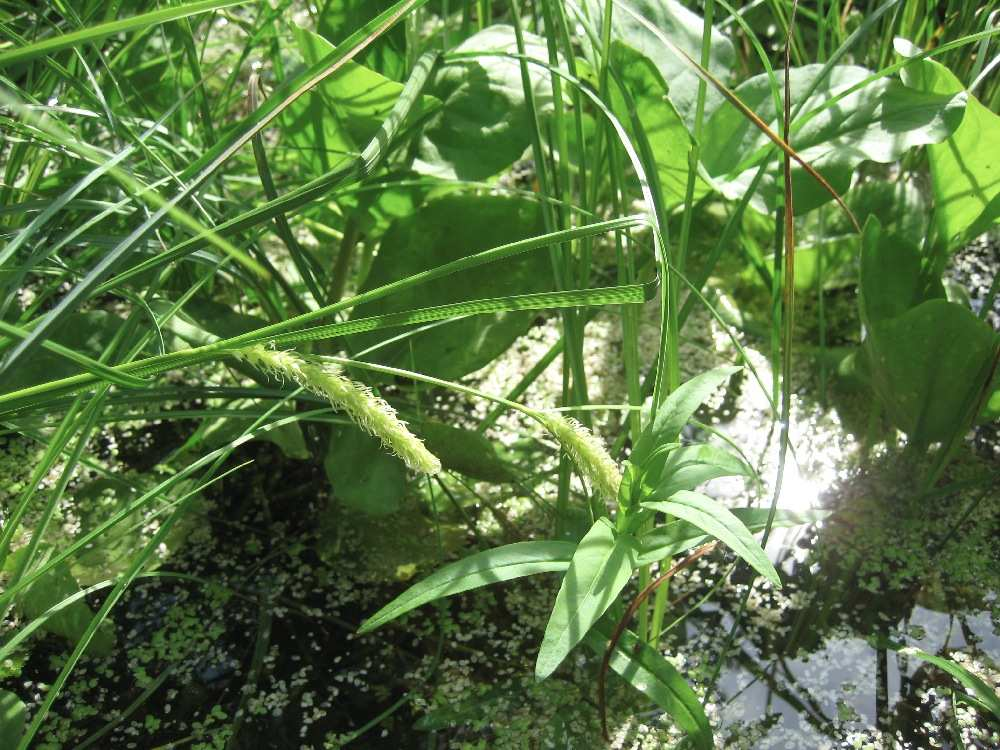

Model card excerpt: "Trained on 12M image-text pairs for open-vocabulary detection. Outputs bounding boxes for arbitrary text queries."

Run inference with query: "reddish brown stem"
[598,541,718,741]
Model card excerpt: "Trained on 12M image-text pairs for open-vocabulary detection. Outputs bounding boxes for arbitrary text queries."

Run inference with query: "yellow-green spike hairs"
[236,346,441,474]
[541,415,621,503]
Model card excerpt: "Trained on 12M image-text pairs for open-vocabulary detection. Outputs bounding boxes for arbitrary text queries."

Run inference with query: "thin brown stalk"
[598,541,718,741]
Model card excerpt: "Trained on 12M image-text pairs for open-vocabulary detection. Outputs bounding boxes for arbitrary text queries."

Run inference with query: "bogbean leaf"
[420,420,514,482]
[702,64,967,214]
[631,366,740,467]
[895,38,1000,248]
[358,541,576,633]
[581,0,736,132]
[860,218,999,444]
[0,690,25,749]
[865,300,998,444]
[325,425,406,516]
[585,619,712,750]
[642,491,780,586]
[2,312,124,392]
[414,25,553,181]
[289,24,439,170]
[858,217,942,328]
[608,41,700,208]
[349,193,550,379]
[637,508,829,566]
[4,548,115,655]
[536,519,636,680]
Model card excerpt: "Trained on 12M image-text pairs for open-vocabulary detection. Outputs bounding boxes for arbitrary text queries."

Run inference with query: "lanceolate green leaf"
[642,491,780,587]
[631,366,740,466]
[536,519,636,680]
[585,620,712,750]
[636,508,828,566]
[0,690,25,749]
[650,443,752,498]
[358,541,576,634]
[0,0,251,68]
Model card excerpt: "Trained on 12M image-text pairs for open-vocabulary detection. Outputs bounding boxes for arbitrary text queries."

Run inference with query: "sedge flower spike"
[236,346,441,474]
[542,415,621,503]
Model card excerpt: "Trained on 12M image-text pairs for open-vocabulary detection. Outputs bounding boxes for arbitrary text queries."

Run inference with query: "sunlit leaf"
[536,519,636,679]
[642,491,780,586]
[358,541,576,633]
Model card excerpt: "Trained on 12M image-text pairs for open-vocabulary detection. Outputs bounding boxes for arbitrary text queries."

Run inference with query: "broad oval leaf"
[325,425,406,516]
[420,420,514,482]
[609,41,699,208]
[358,540,575,633]
[4,547,116,655]
[586,619,712,750]
[703,64,967,214]
[895,38,1000,247]
[581,0,736,132]
[535,519,636,680]
[414,25,553,181]
[631,366,740,467]
[642,491,781,586]
[636,508,829,566]
[349,193,551,379]
[866,299,997,444]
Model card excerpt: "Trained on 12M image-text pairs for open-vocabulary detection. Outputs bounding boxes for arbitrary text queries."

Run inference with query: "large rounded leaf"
[580,0,736,132]
[349,193,551,379]
[414,26,553,181]
[896,38,1000,248]
[702,65,967,214]
[866,300,997,445]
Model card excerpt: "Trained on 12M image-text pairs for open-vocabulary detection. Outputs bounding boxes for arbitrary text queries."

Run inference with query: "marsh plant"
[0,0,998,747]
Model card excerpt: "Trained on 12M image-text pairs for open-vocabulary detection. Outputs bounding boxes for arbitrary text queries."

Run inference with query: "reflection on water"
[674,448,1000,749]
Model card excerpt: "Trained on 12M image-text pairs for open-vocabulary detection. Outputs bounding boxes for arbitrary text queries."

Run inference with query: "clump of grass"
[235,345,441,475]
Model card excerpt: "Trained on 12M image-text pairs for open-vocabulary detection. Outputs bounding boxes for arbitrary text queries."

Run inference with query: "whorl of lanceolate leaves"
[236,346,441,475]
[541,415,621,503]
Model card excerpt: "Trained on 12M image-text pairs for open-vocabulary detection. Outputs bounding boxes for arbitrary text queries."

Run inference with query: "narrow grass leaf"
[0,690,25,748]
[0,0,251,68]
[882,640,1000,720]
